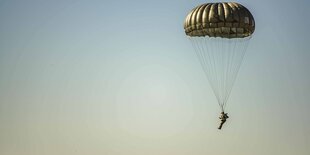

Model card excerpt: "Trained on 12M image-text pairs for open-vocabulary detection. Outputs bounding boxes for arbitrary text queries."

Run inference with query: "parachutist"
[184,2,254,130]
[218,112,229,130]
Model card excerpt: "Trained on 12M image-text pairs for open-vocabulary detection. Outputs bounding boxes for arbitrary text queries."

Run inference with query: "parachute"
[184,2,255,112]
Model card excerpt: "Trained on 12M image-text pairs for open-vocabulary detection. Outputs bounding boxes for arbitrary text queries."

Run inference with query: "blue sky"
[0,0,309,155]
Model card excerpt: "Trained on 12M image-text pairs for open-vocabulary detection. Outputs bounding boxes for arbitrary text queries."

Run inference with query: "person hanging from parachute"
[218,111,229,130]
[184,2,255,130]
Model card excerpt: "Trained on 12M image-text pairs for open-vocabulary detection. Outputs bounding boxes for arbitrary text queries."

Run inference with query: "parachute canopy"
[184,2,255,38]
[184,2,255,112]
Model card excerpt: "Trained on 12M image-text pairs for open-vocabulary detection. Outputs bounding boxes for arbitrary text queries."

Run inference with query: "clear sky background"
[0,0,309,155]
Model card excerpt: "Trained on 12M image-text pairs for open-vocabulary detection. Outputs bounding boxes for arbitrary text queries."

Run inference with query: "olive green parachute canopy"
[184,2,255,38]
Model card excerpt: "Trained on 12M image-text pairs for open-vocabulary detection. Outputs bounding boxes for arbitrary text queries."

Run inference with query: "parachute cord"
[220,37,224,107]
[220,37,233,111]
[190,37,219,104]
[221,105,224,113]
[223,38,239,109]
[203,37,222,107]
[223,37,251,109]
[212,38,222,108]
[204,38,222,108]
[222,38,237,109]
[223,38,233,109]
[189,36,252,112]
[213,38,221,107]
[207,37,220,107]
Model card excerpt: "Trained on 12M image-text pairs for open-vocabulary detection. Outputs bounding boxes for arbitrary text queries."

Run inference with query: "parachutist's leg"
[218,120,226,130]
[218,124,223,130]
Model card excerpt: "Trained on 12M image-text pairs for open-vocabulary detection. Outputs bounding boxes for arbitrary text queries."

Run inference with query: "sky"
[0,0,309,155]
